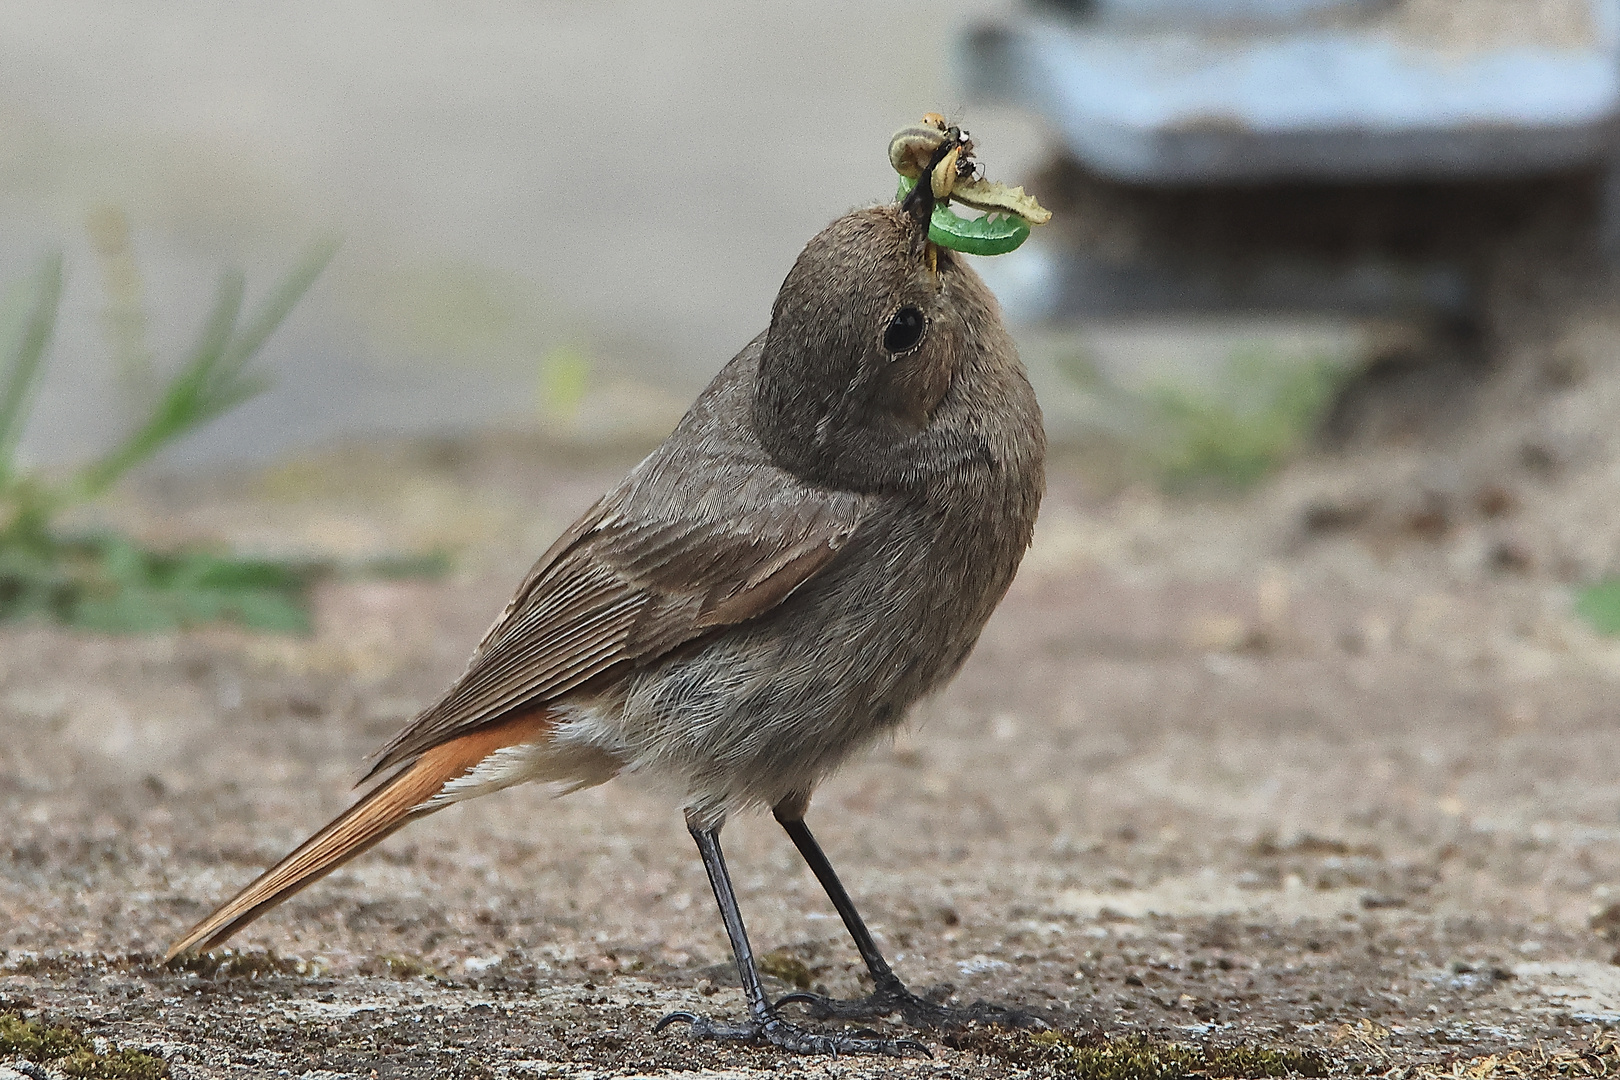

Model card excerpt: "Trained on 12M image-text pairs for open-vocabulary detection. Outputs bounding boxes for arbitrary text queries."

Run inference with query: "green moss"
[1200,1043,1330,1079]
[0,1012,168,1079]
[757,949,814,990]
[968,1029,1328,1080]
[0,1012,85,1059]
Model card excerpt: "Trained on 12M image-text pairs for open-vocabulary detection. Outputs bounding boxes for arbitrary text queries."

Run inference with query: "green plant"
[537,343,592,421]
[1575,578,1620,636]
[0,1010,168,1079]
[0,240,349,632]
[957,1027,1329,1080]
[1144,346,1346,490]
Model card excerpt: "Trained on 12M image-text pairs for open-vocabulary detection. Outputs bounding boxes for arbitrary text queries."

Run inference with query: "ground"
[8,306,1620,1078]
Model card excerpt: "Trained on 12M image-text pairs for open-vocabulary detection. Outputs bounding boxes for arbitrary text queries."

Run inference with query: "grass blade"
[0,255,63,485]
[221,237,339,372]
[74,271,246,498]
[186,269,246,383]
[76,238,334,499]
[0,236,392,638]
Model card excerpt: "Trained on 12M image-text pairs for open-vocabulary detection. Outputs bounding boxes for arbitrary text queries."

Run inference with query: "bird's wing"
[167,448,865,959]
[364,451,867,779]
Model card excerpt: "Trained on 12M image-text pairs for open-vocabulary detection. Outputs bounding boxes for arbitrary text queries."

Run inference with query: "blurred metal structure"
[959,0,1620,323]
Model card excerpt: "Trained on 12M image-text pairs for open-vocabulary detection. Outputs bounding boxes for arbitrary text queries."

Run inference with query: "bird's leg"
[771,803,1042,1031]
[654,811,928,1058]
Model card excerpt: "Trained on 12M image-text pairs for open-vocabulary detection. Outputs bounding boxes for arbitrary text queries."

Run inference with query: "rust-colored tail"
[164,712,551,961]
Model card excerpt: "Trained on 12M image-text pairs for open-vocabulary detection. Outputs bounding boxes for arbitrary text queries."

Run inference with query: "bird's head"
[752,133,1017,495]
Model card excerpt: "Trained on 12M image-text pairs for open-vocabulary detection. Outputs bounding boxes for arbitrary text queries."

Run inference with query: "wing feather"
[365,455,866,779]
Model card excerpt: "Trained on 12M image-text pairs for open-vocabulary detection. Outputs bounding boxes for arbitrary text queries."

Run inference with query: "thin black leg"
[772,807,1044,1031]
[692,822,773,1022]
[774,811,902,992]
[653,814,928,1057]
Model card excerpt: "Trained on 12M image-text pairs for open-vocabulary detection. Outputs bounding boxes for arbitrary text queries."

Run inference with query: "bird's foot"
[654,1009,930,1058]
[775,977,1045,1031]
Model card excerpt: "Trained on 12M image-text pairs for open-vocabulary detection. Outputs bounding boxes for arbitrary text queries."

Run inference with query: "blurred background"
[0,0,1051,469]
[6,0,1617,490]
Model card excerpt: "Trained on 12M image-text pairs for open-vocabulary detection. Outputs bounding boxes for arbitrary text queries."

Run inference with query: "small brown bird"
[166,130,1045,1057]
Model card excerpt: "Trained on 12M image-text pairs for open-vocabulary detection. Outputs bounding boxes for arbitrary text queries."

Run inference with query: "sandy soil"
[8,300,1620,1079]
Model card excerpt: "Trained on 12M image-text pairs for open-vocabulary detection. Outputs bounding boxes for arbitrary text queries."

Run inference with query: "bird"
[165,127,1046,1058]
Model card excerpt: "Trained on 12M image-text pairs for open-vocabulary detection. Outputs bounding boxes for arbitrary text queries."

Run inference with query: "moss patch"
[0,1012,168,1079]
[953,1028,1329,1080]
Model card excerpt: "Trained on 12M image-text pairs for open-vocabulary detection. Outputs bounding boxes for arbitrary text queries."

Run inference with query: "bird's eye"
[883,307,926,354]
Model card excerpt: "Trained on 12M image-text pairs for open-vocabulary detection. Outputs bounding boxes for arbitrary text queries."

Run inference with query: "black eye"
[883,306,926,354]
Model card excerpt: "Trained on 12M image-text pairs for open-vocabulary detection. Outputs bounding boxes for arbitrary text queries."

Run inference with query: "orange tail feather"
[165,711,551,961]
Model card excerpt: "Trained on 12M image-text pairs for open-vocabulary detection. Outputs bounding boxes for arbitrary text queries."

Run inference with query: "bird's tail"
[164,710,555,961]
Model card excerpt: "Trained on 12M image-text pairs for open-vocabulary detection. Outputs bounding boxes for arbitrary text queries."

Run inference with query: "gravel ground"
[7,325,1620,1078]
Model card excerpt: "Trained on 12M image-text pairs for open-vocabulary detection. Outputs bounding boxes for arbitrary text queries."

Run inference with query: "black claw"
[775,984,1044,1031]
[772,991,822,1009]
[654,1007,931,1057]
[901,1038,933,1058]
[653,1010,698,1034]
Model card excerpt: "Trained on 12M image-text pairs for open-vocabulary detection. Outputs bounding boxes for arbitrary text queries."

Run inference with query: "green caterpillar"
[896,176,1032,257]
